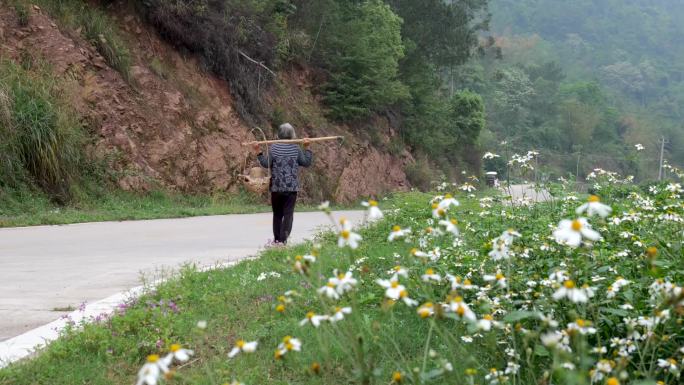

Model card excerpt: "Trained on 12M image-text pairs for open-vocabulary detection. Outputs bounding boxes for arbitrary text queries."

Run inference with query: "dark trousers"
[271,191,297,243]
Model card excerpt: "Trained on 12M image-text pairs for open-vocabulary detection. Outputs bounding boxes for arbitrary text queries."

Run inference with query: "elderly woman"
[254,123,313,245]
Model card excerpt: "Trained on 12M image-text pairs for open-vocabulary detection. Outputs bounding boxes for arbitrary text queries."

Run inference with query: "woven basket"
[240,127,271,195]
[242,167,270,194]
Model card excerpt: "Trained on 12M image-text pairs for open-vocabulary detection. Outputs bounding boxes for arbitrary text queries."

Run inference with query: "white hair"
[278,123,296,140]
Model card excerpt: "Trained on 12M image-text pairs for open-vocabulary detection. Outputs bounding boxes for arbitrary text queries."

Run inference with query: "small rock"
[135,27,142,34]
[32,5,40,10]
[50,23,57,28]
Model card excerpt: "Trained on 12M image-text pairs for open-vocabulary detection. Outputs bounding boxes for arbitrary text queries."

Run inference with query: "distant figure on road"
[254,123,313,245]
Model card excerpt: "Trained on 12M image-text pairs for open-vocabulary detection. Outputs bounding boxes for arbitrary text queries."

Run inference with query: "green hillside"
[470,0,684,179]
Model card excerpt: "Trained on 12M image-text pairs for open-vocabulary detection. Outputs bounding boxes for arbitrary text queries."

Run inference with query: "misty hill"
[472,0,684,177]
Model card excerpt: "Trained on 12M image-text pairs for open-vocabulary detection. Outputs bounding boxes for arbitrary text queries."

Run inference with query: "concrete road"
[0,211,364,341]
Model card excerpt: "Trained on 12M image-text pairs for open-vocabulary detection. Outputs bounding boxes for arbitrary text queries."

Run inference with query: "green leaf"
[601,307,628,317]
[503,311,540,323]
[534,344,550,357]
[420,368,445,381]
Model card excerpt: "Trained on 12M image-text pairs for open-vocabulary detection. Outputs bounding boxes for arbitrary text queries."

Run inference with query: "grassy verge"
[1,182,682,385]
[0,188,276,227]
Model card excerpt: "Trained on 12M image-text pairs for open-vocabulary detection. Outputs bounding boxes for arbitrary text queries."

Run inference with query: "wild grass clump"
[0,59,86,203]
[9,0,30,26]
[26,0,132,79]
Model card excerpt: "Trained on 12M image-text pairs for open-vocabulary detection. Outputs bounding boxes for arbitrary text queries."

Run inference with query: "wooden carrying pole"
[242,136,343,146]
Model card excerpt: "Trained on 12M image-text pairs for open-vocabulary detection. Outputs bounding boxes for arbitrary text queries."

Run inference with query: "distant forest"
[468,0,684,180]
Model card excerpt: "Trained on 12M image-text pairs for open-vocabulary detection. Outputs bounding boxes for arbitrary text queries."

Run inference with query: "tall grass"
[0,58,86,203]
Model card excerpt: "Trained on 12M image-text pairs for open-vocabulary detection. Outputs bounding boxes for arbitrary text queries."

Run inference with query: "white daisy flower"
[553,218,601,247]
[576,195,612,218]
[329,306,352,323]
[338,218,362,249]
[388,225,411,241]
[553,280,592,303]
[361,200,383,221]
[421,268,441,282]
[136,354,169,385]
[162,344,194,365]
[299,311,328,327]
[275,336,302,359]
[228,340,258,358]
[438,218,460,236]
[445,296,476,322]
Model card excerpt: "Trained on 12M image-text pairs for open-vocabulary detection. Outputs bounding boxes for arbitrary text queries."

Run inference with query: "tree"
[320,0,408,120]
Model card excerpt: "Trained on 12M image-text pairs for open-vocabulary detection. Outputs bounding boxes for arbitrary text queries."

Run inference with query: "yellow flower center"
[564,280,576,289]
[341,230,350,239]
[399,290,408,298]
[335,307,342,313]
[425,268,434,275]
[276,304,285,312]
[274,350,283,359]
[394,266,402,272]
[454,296,463,303]
[170,344,181,352]
[495,273,504,280]
[285,342,294,350]
[438,209,445,216]
[369,200,378,206]
[392,225,401,232]
[606,377,619,385]
[295,255,302,261]
[465,368,477,376]
[147,354,160,363]
[646,246,658,257]
[571,219,583,231]
[588,195,600,203]
[236,340,245,348]
[484,314,493,321]
[392,371,402,383]
[311,361,321,373]
[450,218,458,225]
[464,279,472,285]
[425,227,433,234]
[283,336,291,343]
[432,203,439,209]
[418,308,431,318]
[576,319,586,327]
[306,311,315,319]
[338,273,346,279]
[410,248,418,255]
[456,306,465,316]
[445,194,453,199]
[278,295,286,302]
[668,358,677,365]
[391,281,399,288]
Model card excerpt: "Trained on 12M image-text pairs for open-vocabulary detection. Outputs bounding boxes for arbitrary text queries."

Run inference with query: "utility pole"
[658,136,667,181]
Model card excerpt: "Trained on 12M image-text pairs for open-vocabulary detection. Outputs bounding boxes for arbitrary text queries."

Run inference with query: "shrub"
[319,0,408,121]
[139,0,281,121]
[405,157,435,191]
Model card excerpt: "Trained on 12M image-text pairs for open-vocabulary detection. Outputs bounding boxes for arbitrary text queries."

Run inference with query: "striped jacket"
[257,143,313,192]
